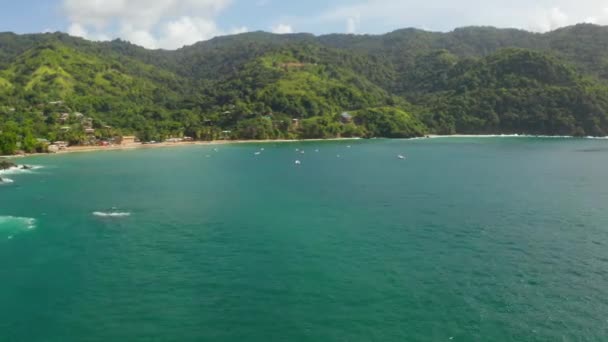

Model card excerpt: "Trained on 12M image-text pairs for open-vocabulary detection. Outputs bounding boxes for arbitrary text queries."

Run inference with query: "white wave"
[0,178,14,184]
[93,211,131,217]
[0,165,43,176]
[0,166,21,175]
[0,216,36,237]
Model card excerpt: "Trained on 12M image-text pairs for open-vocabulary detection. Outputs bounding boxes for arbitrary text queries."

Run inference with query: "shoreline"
[3,134,608,159]
[425,134,608,139]
[2,138,362,158]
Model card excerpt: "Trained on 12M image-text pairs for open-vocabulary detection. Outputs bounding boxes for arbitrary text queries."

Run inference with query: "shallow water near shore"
[2,137,608,341]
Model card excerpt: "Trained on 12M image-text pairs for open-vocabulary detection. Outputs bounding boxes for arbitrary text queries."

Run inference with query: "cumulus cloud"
[230,26,250,35]
[68,22,111,41]
[531,7,570,32]
[60,0,608,48]
[582,7,608,25]
[346,15,360,34]
[67,23,88,38]
[272,24,294,34]
[313,0,608,34]
[63,0,240,49]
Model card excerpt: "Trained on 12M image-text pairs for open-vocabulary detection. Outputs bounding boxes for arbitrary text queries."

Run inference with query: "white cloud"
[272,23,294,34]
[312,0,608,34]
[531,7,569,32]
[68,22,111,41]
[121,25,159,48]
[67,23,88,38]
[159,17,222,49]
[60,0,608,48]
[346,15,360,34]
[582,8,608,25]
[230,26,250,35]
[62,0,236,49]
[63,0,231,29]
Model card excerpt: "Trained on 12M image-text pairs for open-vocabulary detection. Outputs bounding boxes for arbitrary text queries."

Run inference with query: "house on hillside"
[221,131,232,140]
[47,144,60,153]
[53,141,68,150]
[340,112,353,123]
[119,136,136,145]
[82,118,93,128]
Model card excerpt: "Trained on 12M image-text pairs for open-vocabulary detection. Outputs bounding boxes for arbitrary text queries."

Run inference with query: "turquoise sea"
[2,137,608,341]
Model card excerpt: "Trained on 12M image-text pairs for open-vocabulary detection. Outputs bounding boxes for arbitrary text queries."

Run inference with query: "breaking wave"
[0,165,43,176]
[0,216,36,239]
[93,211,131,218]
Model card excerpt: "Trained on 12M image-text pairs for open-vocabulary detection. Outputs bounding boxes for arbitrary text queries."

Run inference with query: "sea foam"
[93,211,131,217]
[0,165,43,176]
[0,216,36,239]
[0,178,14,184]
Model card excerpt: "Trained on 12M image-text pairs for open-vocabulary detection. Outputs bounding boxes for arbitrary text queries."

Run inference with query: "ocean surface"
[2,137,608,341]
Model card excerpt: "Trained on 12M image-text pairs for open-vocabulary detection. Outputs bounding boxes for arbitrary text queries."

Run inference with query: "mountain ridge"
[1,24,608,154]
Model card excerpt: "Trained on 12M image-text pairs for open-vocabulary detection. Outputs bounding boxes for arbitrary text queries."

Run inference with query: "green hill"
[411,49,608,135]
[2,25,608,153]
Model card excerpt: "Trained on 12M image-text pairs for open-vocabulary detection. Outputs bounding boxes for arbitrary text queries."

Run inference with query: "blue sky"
[1,0,607,49]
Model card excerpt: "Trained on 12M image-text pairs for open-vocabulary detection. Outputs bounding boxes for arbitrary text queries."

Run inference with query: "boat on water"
[398,155,406,160]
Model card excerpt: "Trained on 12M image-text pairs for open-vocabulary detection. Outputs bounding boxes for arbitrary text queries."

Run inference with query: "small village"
[7,100,202,155]
[1,97,359,155]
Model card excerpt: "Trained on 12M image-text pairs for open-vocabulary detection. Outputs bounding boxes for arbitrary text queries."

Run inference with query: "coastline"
[425,134,607,139]
[1,138,362,158]
[3,134,608,159]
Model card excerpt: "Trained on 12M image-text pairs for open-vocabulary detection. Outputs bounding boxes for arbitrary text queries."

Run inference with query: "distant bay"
[2,137,608,341]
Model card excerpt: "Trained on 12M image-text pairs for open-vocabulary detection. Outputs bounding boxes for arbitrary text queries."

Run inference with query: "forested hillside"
[2,24,608,154]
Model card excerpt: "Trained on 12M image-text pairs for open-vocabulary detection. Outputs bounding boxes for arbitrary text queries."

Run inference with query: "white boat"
[398,155,406,160]
[295,160,301,165]
[254,152,261,155]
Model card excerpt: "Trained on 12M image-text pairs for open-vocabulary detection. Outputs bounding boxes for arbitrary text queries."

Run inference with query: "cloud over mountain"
[63,0,240,49]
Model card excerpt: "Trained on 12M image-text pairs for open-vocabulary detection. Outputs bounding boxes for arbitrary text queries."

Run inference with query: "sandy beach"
[5,134,603,158]
[2,138,362,158]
